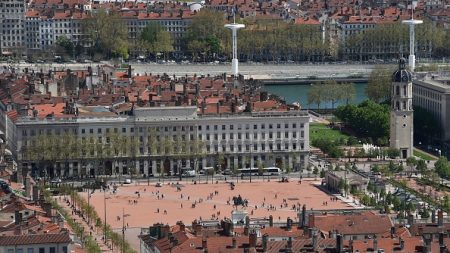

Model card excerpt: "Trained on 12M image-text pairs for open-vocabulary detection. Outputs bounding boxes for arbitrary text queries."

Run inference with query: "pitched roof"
[0,233,71,246]
[311,211,393,235]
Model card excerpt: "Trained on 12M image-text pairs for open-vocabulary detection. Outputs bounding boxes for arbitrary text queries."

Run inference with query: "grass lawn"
[413,149,437,161]
[310,123,350,142]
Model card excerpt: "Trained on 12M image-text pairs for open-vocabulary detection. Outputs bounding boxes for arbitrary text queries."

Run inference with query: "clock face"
[402,74,408,81]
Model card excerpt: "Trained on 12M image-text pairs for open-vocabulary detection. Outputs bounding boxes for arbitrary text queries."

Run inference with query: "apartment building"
[15,106,310,178]
[412,75,450,141]
[0,0,26,56]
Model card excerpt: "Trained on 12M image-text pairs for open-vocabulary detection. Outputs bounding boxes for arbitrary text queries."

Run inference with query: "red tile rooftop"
[0,232,71,246]
[311,211,393,236]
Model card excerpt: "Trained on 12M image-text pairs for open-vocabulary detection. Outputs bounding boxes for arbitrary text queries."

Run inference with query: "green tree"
[366,66,393,103]
[140,23,174,59]
[307,82,326,109]
[406,157,417,178]
[435,156,449,179]
[83,10,129,59]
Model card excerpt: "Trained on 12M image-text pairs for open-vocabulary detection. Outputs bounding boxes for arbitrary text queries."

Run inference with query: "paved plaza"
[82,179,352,230]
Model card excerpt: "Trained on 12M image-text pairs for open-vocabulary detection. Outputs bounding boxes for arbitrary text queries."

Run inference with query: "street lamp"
[122,208,131,253]
[103,191,111,243]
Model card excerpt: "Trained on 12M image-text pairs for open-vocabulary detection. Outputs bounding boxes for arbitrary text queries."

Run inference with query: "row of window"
[22,123,306,137]
[203,131,304,141]
[7,246,67,253]
[205,143,305,153]
[200,123,304,131]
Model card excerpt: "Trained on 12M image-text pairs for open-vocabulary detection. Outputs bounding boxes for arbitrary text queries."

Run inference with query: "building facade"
[16,106,310,178]
[390,58,413,159]
[0,0,26,56]
[413,75,450,142]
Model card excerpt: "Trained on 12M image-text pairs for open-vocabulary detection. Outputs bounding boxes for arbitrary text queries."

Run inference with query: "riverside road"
[6,62,378,79]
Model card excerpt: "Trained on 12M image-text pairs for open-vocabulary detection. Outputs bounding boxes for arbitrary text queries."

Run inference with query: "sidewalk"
[57,197,114,252]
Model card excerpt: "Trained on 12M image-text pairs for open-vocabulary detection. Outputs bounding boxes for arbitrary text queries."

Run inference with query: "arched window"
[396,86,400,96]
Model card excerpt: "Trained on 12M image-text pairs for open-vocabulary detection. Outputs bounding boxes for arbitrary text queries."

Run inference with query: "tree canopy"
[83,10,129,59]
[334,100,390,145]
[366,65,393,103]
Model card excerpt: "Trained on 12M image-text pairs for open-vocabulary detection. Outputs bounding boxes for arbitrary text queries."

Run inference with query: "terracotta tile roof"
[0,232,71,246]
[351,236,424,253]
[6,110,19,123]
[32,103,66,118]
[171,236,249,253]
[310,211,393,236]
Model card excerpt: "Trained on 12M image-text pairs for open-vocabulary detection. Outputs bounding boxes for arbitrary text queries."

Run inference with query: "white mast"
[402,0,422,72]
[225,8,245,77]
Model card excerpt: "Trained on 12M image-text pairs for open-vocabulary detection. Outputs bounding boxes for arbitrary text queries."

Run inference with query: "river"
[264,82,368,109]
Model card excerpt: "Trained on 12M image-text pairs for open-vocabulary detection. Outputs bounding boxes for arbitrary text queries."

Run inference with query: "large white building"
[15,106,310,178]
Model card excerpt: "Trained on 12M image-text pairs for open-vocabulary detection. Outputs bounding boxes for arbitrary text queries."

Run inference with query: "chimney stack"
[312,229,318,252]
[269,215,273,227]
[249,229,257,248]
[432,209,436,223]
[262,234,268,252]
[202,237,207,250]
[286,217,292,231]
[438,209,444,226]
[232,237,237,248]
[336,234,344,253]
[373,236,378,253]
[439,232,444,246]
[287,237,293,251]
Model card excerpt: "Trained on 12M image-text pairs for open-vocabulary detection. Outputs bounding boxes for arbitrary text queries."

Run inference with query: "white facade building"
[15,106,310,178]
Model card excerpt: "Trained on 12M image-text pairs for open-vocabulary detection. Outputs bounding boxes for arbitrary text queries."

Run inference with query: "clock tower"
[390,58,414,159]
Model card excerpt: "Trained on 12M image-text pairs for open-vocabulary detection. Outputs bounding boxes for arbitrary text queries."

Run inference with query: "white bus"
[238,167,281,176]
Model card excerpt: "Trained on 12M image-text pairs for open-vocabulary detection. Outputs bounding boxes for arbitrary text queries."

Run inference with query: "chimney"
[128,65,132,78]
[423,238,431,253]
[216,103,220,114]
[286,217,292,231]
[202,237,207,250]
[244,226,249,236]
[232,237,237,248]
[408,213,414,225]
[439,232,444,246]
[312,229,318,252]
[249,229,257,248]
[287,236,293,250]
[262,234,268,252]
[438,209,444,226]
[301,205,307,227]
[14,210,21,225]
[441,245,447,253]
[329,230,337,239]
[349,239,354,252]
[390,226,396,238]
[178,221,185,232]
[269,215,273,227]
[432,209,436,223]
[336,234,342,253]
[373,236,378,253]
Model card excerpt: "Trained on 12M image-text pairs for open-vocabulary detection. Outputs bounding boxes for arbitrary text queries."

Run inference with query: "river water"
[264,82,368,109]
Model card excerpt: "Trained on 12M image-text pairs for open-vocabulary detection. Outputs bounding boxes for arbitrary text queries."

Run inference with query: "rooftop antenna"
[225,6,245,79]
[402,0,422,72]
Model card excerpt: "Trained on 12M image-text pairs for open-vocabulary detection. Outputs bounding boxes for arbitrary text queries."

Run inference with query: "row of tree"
[307,81,356,109]
[22,131,205,176]
[55,9,450,61]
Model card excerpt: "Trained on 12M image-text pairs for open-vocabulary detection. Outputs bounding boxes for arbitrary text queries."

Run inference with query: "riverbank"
[7,62,377,79]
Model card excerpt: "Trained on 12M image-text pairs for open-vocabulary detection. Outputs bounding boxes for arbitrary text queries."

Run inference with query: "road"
[3,62,378,78]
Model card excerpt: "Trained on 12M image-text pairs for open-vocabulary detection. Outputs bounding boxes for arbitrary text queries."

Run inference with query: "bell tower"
[390,58,414,159]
